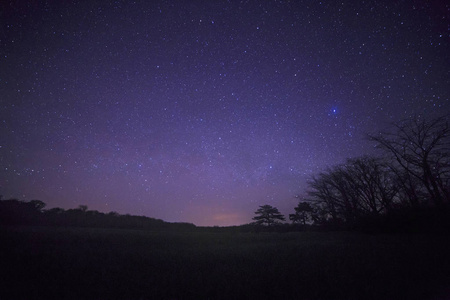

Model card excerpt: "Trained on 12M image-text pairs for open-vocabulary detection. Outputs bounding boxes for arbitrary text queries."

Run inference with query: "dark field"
[1,226,450,300]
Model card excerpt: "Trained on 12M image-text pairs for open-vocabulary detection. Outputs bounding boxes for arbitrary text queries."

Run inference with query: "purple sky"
[1,1,449,226]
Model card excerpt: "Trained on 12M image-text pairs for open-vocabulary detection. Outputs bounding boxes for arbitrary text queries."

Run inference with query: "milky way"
[1,1,449,225]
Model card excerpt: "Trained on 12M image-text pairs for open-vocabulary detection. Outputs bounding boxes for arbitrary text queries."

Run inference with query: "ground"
[1,226,449,299]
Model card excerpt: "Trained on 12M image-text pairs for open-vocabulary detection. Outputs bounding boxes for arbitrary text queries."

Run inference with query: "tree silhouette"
[29,200,46,211]
[307,156,398,224]
[0,199,46,225]
[78,205,88,212]
[252,204,285,226]
[289,202,314,225]
[369,115,450,207]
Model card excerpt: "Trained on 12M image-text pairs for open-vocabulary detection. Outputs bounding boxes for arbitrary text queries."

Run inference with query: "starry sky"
[1,1,449,226]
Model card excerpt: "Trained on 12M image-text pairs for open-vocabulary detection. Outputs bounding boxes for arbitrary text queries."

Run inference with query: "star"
[1,0,447,226]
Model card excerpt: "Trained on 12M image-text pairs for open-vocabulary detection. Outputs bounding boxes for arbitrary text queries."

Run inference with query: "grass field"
[1,226,450,299]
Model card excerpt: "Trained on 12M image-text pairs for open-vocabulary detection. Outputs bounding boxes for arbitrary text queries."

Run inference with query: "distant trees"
[78,205,88,212]
[0,199,196,231]
[252,205,285,226]
[29,200,46,211]
[0,199,46,225]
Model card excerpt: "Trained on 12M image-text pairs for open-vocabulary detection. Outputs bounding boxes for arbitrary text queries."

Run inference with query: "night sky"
[1,1,449,226]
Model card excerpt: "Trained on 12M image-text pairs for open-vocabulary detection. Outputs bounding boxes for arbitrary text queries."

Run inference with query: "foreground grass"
[1,226,449,299]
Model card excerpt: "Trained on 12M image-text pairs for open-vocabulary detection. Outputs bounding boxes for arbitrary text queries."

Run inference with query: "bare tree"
[342,157,398,214]
[307,157,399,223]
[369,115,450,207]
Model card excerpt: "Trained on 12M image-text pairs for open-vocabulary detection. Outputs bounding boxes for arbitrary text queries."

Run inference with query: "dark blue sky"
[1,0,449,225]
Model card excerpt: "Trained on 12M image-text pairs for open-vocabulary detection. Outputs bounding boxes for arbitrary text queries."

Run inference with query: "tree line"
[253,115,450,232]
[0,198,195,231]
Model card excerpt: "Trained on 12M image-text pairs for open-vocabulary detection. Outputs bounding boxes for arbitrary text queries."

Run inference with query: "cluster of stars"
[1,0,448,226]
